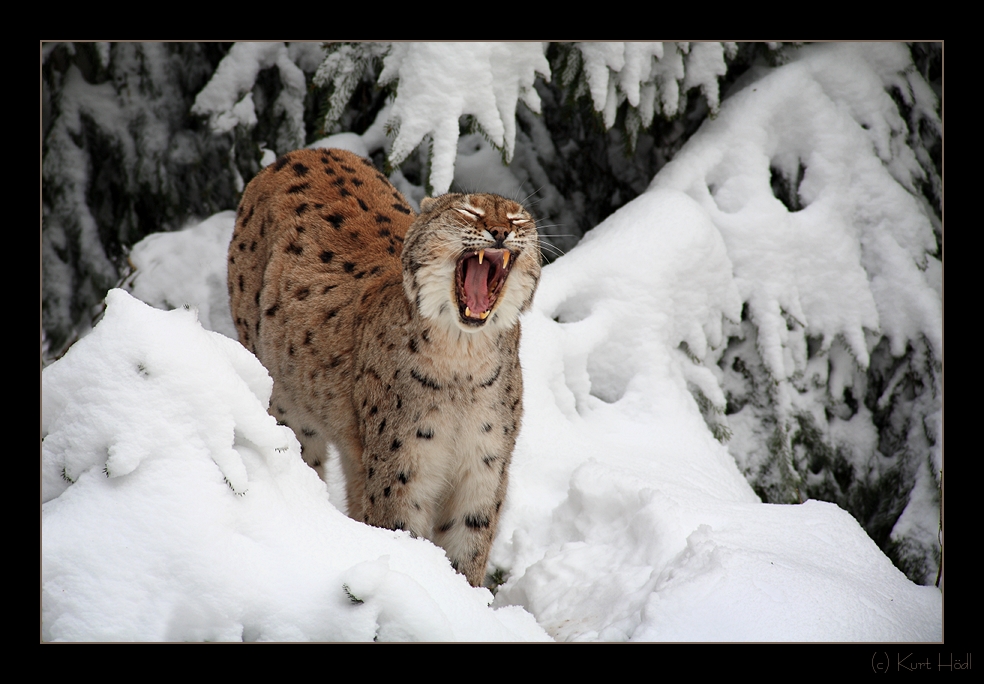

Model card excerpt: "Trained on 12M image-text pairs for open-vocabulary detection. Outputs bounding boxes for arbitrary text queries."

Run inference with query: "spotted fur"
[228,148,540,586]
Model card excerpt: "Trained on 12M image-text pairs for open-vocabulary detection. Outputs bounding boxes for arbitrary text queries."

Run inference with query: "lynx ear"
[420,197,437,213]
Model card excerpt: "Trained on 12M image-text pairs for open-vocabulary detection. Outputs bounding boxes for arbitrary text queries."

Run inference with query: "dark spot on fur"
[465,515,491,530]
[421,329,430,342]
[370,405,378,416]
[288,182,309,194]
[398,471,409,484]
[304,330,313,345]
[368,467,375,479]
[288,345,295,356]
[352,178,364,187]
[301,428,316,437]
[416,428,433,439]
[292,162,309,176]
[274,155,291,171]
[324,214,345,229]
[320,250,334,263]
[483,454,497,468]
[358,199,369,211]
[295,203,309,216]
[325,309,339,321]
[286,243,303,255]
[480,366,502,388]
[378,418,386,435]
[383,487,391,498]
[482,422,492,433]
[391,438,402,451]
[379,228,391,237]
[410,369,441,391]
[238,241,246,251]
[250,241,257,252]
[238,274,244,292]
[375,213,392,224]
[275,406,286,415]
[439,519,455,533]
[295,287,310,300]
[343,262,356,273]
[265,304,279,317]
[409,338,418,353]
[392,203,412,214]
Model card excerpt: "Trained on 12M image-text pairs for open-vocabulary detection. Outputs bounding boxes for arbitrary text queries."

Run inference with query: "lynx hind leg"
[433,464,510,587]
[298,429,329,482]
[268,387,329,480]
[300,422,367,521]
[336,431,367,522]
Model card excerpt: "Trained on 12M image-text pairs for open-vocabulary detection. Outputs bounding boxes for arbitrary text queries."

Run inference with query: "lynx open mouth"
[455,248,512,326]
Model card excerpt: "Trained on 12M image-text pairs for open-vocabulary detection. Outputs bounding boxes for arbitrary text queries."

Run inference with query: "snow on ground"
[41,43,942,641]
[41,289,547,642]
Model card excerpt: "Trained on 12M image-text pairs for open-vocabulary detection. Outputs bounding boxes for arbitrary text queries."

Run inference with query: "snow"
[42,289,547,642]
[41,42,942,642]
[379,42,549,193]
[192,42,306,151]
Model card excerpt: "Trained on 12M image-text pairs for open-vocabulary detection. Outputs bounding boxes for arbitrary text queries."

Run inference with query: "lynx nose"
[487,227,508,248]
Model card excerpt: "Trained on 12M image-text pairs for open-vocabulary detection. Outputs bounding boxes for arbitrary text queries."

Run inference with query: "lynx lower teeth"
[466,306,472,317]
[478,249,485,265]
[480,311,490,320]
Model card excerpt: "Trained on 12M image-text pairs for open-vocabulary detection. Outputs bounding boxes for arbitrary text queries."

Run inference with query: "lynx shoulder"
[228,148,540,586]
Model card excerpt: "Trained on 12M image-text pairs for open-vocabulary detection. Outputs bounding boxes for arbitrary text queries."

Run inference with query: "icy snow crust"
[41,43,941,641]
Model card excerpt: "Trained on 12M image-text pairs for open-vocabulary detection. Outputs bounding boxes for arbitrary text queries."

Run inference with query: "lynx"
[228,148,540,586]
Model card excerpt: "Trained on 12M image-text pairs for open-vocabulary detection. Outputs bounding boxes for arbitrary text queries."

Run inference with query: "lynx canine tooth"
[465,306,472,317]
[503,251,510,269]
[478,249,485,265]
[480,311,490,320]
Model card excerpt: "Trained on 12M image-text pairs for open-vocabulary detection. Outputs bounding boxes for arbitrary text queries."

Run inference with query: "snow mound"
[41,290,549,642]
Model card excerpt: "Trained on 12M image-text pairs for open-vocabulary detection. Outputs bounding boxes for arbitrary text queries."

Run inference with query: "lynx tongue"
[463,257,492,314]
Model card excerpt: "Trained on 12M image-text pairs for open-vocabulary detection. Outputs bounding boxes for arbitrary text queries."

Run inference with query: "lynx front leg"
[361,437,444,539]
[433,458,510,587]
